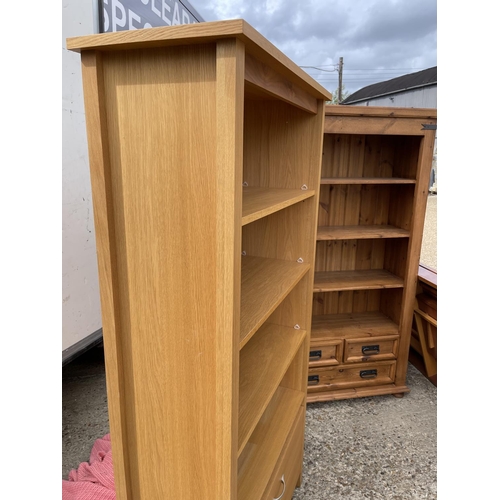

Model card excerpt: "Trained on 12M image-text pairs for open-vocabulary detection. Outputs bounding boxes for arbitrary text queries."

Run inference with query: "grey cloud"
[196,0,437,94]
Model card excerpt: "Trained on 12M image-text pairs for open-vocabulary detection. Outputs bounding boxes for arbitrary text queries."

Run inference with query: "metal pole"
[338,57,343,104]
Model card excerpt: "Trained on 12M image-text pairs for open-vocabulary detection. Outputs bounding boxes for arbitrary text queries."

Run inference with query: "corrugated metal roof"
[342,66,437,104]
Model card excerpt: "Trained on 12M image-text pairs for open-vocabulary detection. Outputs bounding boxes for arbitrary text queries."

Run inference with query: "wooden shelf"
[313,269,404,292]
[240,256,310,348]
[237,386,304,500]
[242,187,315,226]
[238,323,306,455]
[316,225,410,240]
[320,177,416,185]
[312,311,399,341]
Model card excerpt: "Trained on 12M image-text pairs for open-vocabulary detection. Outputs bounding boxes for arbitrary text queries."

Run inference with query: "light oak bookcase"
[67,20,330,500]
[307,106,437,403]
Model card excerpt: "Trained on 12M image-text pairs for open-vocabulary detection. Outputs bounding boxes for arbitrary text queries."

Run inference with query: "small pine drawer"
[308,339,343,367]
[343,335,399,364]
[262,408,305,500]
[307,361,396,391]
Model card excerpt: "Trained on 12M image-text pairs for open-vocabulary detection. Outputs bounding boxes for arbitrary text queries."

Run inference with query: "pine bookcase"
[67,19,331,500]
[307,105,437,403]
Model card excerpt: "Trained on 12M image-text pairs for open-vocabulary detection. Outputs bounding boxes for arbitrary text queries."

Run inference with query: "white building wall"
[62,0,102,355]
[354,86,437,108]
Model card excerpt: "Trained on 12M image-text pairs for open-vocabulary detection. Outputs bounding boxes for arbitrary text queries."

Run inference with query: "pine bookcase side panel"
[394,129,436,387]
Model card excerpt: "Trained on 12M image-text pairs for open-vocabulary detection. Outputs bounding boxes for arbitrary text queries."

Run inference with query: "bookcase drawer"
[308,339,343,367]
[307,361,396,391]
[262,408,305,500]
[343,335,399,364]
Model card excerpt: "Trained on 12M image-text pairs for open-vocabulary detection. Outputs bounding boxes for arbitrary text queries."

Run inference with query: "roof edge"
[343,81,436,105]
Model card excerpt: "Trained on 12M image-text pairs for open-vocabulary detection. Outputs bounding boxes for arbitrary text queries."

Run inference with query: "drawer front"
[309,340,343,367]
[262,408,305,500]
[344,335,399,364]
[307,361,396,392]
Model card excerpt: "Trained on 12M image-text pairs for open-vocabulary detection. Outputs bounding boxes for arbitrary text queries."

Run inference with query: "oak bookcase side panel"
[83,44,243,499]
[215,38,246,499]
[80,50,132,500]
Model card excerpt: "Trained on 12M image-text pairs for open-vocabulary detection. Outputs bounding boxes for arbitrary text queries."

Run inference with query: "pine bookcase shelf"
[316,225,410,240]
[308,105,437,402]
[312,312,400,339]
[320,177,417,185]
[313,269,405,292]
[68,19,329,500]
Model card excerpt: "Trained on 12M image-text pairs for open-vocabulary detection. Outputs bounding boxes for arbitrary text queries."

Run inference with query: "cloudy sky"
[194,0,437,99]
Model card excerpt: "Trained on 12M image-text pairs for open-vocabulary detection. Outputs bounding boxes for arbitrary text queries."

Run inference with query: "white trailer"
[62,0,203,363]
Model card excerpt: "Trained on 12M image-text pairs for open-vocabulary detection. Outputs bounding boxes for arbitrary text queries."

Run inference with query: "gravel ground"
[62,194,438,497]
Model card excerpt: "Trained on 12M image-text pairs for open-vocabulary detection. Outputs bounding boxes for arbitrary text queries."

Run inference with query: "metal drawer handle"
[360,369,378,379]
[308,375,319,385]
[309,350,322,360]
[273,474,286,500]
[362,345,380,355]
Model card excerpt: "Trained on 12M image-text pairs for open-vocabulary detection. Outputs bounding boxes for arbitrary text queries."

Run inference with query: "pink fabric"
[62,434,115,500]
